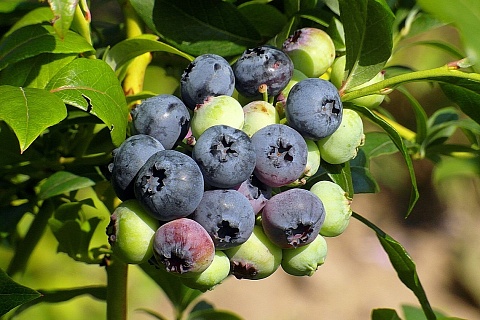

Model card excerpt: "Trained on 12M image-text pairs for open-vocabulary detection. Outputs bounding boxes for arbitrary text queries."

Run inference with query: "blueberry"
[130,94,190,149]
[250,123,308,187]
[281,234,328,276]
[181,54,235,110]
[191,189,255,250]
[108,134,165,200]
[233,175,271,214]
[286,78,343,140]
[233,45,294,98]
[282,27,336,78]
[225,225,282,280]
[134,149,204,221]
[153,218,215,276]
[192,125,256,189]
[261,188,325,249]
[106,199,159,264]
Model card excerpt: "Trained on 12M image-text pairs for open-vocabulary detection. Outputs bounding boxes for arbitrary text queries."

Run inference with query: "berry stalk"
[105,256,128,320]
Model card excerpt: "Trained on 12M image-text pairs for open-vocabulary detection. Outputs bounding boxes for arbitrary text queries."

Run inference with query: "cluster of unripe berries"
[106,27,372,291]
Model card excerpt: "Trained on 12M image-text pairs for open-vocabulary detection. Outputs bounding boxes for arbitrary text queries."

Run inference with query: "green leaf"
[136,308,169,320]
[433,157,480,183]
[353,212,436,320]
[349,149,379,193]
[417,0,480,72]
[45,58,129,146]
[187,309,244,320]
[130,0,262,57]
[48,0,78,39]
[2,7,54,38]
[362,131,398,158]
[322,161,355,198]
[37,171,95,200]
[0,24,94,71]
[139,262,202,317]
[339,0,394,90]
[0,85,67,153]
[0,53,77,88]
[350,104,419,216]
[371,308,402,320]
[104,34,194,72]
[396,40,465,61]
[9,286,106,318]
[48,201,105,264]
[440,81,480,126]
[237,3,287,39]
[396,87,428,145]
[0,268,41,316]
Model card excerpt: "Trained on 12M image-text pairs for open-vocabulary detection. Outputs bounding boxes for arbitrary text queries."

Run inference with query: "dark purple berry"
[233,175,271,214]
[261,188,325,249]
[286,78,343,140]
[191,189,255,250]
[131,94,190,149]
[250,124,307,187]
[233,45,294,98]
[134,149,204,221]
[192,125,256,189]
[108,134,164,200]
[181,54,235,109]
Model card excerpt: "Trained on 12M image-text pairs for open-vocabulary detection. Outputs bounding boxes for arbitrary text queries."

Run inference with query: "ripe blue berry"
[261,188,325,249]
[191,189,255,250]
[130,94,190,150]
[134,149,204,221]
[192,125,256,189]
[233,45,294,98]
[250,124,308,187]
[153,218,215,276]
[109,134,164,200]
[286,78,343,140]
[181,54,235,109]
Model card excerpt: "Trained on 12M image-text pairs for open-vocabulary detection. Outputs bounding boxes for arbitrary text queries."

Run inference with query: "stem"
[341,66,480,101]
[106,256,128,320]
[121,0,152,99]
[71,3,95,58]
[7,199,54,278]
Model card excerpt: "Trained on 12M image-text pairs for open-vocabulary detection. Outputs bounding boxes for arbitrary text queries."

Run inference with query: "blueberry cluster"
[106,28,366,291]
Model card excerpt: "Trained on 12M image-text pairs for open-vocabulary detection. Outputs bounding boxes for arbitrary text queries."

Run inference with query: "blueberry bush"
[1,0,480,319]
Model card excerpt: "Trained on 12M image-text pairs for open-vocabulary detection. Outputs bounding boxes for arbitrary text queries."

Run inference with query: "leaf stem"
[105,256,128,320]
[7,199,54,278]
[341,66,480,101]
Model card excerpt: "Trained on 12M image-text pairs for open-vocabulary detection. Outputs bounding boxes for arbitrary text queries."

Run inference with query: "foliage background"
[1,0,480,319]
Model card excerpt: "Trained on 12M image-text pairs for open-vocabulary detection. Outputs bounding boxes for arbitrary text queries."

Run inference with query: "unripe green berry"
[310,180,352,237]
[317,109,364,164]
[191,95,244,138]
[282,28,336,78]
[225,225,282,280]
[106,199,159,264]
[242,100,279,137]
[281,235,327,276]
[181,250,231,292]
